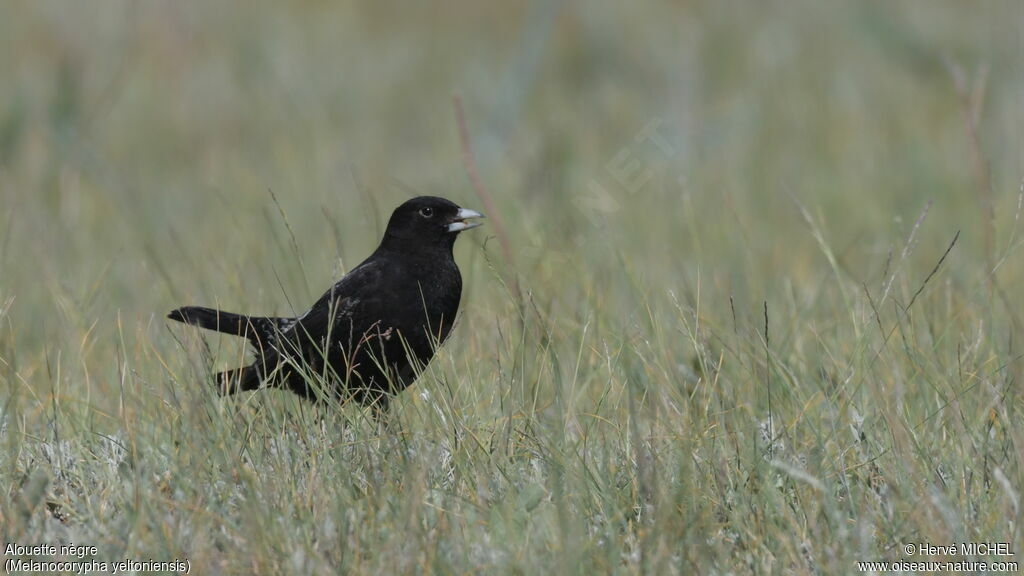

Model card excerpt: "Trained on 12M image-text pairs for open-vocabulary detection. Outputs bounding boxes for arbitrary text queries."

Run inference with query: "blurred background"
[1,1,1021,360]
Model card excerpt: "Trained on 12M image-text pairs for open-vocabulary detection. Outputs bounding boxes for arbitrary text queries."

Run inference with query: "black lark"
[168,196,484,413]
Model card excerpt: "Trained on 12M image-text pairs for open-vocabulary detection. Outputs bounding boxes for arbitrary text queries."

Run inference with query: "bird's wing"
[262,260,388,362]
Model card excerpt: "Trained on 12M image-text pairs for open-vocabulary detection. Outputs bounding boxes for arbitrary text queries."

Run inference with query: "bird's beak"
[447,208,486,232]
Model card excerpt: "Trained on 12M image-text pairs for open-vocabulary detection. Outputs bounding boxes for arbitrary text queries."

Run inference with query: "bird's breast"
[395,258,462,334]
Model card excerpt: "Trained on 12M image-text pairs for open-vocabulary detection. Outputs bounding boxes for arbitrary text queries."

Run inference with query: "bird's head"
[382,196,485,250]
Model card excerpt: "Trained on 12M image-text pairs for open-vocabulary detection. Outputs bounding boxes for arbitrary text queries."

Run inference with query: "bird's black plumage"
[168,196,484,411]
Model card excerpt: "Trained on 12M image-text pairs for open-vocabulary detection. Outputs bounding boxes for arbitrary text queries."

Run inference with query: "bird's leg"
[217,368,245,395]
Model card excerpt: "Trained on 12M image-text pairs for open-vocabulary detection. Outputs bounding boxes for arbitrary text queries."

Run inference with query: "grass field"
[2,2,1023,574]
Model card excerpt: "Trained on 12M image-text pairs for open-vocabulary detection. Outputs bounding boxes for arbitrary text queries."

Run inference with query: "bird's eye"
[419,207,434,218]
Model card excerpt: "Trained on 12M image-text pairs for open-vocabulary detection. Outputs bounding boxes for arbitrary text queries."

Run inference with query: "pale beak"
[447,208,486,232]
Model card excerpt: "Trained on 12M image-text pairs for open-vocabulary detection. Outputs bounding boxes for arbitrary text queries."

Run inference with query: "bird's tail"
[167,306,287,349]
[215,365,262,395]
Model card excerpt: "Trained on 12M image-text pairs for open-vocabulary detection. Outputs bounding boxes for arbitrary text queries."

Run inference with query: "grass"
[1,1,1023,573]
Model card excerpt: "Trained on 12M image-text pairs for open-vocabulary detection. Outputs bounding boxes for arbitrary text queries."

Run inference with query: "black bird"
[168,196,484,412]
